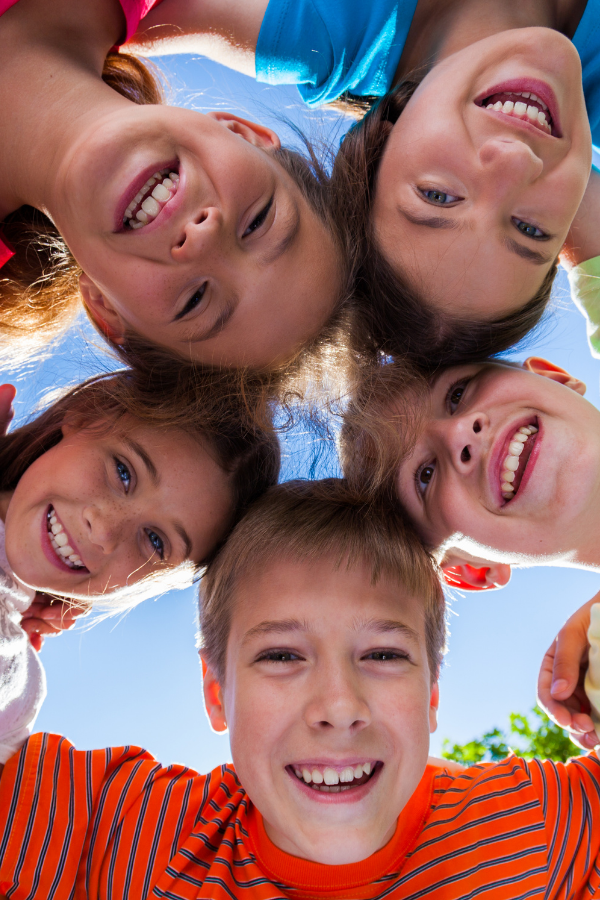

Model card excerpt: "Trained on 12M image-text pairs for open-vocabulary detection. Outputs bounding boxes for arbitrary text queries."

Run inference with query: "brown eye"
[419,465,435,489]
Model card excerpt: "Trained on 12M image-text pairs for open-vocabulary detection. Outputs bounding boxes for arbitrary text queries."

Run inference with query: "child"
[0,368,279,760]
[341,354,600,747]
[2,478,600,898]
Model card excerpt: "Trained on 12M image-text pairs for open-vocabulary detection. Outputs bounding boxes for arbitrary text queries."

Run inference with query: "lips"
[286,760,382,802]
[41,505,88,574]
[114,159,181,233]
[491,418,540,506]
[475,78,562,137]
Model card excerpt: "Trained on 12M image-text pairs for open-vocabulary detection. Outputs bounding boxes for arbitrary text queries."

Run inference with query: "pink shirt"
[0,0,164,268]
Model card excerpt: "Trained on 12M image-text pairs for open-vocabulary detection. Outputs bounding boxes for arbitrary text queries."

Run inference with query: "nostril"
[195,211,208,225]
[461,447,471,463]
[473,421,481,434]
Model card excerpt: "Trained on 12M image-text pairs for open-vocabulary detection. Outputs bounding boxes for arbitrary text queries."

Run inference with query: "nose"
[82,504,121,554]
[304,661,371,733]
[435,411,489,472]
[172,206,227,262]
[478,138,544,194]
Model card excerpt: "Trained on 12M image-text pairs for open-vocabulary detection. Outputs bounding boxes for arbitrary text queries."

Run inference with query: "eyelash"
[363,650,409,662]
[420,188,462,205]
[243,196,274,238]
[414,378,470,495]
[512,217,549,240]
[145,529,165,561]
[256,649,302,663]
[177,282,207,320]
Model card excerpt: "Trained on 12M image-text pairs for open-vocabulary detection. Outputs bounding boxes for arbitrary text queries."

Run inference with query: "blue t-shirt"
[257,0,600,152]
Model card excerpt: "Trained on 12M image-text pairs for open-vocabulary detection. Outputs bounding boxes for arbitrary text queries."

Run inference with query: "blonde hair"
[199,478,445,682]
[0,366,280,610]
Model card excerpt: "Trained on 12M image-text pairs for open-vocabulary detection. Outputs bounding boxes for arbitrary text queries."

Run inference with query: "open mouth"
[287,761,380,793]
[475,79,561,137]
[500,421,538,502]
[122,166,180,230]
[46,506,86,570]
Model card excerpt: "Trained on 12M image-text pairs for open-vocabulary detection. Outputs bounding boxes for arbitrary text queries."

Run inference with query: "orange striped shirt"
[1,733,600,899]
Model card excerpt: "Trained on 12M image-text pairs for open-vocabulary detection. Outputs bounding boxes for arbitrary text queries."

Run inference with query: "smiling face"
[395,360,600,565]
[2,420,232,598]
[373,28,591,319]
[51,108,341,368]
[203,555,438,865]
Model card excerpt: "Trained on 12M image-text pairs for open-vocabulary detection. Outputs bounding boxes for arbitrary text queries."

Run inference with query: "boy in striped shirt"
[1,478,600,899]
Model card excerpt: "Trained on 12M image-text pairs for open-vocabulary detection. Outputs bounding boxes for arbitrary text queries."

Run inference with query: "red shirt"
[1,733,600,899]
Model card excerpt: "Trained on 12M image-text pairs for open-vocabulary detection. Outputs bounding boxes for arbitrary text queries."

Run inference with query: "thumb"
[550,619,589,699]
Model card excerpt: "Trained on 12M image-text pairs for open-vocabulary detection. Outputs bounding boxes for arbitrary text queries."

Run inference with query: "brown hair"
[0,365,281,568]
[0,53,165,367]
[331,80,558,372]
[199,478,446,683]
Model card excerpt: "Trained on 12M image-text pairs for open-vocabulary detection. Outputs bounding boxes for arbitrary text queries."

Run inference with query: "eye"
[416,463,436,495]
[447,380,469,413]
[243,196,273,237]
[176,282,207,320]
[145,529,164,560]
[420,189,461,205]
[115,458,131,493]
[363,650,408,662]
[512,218,548,240]
[256,649,302,663]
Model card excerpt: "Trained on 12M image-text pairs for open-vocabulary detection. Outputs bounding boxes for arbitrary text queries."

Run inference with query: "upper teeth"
[292,762,373,791]
[485,93,551,133]
[47,507,84,569]
[123,169,180,229]
[500,425,538,500]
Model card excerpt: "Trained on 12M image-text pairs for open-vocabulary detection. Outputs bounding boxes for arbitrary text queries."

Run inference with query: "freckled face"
[3,421,232,598]
[395,364,600,562]
[373,28,591,319]
[209,556,438,865]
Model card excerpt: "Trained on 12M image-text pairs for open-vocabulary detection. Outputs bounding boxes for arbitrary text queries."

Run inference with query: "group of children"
[3,0,600,895]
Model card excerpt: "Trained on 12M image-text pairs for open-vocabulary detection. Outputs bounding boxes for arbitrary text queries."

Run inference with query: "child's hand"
[21,594,90,652]
[538,596,599,751]
[0,384,16,435]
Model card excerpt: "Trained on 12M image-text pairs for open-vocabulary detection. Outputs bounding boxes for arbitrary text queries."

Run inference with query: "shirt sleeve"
[568,254,600,358]
[0,733,207,899]
[527,753,600,898]
[255,0,418,107]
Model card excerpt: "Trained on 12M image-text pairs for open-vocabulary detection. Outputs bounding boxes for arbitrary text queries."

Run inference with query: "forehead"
[229,553,427,641]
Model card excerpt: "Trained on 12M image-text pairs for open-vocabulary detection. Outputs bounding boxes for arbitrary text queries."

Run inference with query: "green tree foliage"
[442,707,577,765]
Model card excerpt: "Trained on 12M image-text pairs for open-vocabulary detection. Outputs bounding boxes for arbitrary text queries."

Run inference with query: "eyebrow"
[174,523,192,559]
[123,438,159,486]
[353,617,419,640]
[261,198,301,265]
[398,207,462,230]
[242,618,310,644]
[502,236,553,266]
[241,616,419,644]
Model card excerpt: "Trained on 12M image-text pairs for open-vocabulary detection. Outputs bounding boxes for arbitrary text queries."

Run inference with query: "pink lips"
[40,506,87,574]
[490,418,541,507]
[114,158,179,233]
[286,762,382,804]
[475,78,562,137]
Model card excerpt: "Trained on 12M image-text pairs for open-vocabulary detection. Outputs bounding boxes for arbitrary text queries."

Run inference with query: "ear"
[442,556,512,591]
[523,357,586,396]
[201,655,228,733]
[206,111,281,151]
[429,681,440,733]
[79,273,127,345]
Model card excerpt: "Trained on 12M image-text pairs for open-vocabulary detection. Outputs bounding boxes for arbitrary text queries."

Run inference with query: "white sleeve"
[0,593,46,764]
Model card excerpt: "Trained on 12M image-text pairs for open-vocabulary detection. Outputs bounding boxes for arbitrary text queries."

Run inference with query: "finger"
[550,624,589,699]
[21,617,64,637]
[538,643,574,729]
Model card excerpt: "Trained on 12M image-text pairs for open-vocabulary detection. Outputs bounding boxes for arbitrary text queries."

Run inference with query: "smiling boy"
[1,479,600,899]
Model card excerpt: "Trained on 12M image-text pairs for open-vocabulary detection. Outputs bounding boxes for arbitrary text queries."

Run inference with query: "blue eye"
[512,218,547,239]
[146,529,164,560]
[421,189,461,204]
[115,459,131,492]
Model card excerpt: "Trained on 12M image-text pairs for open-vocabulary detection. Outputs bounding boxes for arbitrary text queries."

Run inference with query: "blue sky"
[2,55,600,770]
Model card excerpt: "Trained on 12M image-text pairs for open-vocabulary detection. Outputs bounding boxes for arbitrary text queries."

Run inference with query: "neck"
[395,0,587,82]
[0,0,129,219]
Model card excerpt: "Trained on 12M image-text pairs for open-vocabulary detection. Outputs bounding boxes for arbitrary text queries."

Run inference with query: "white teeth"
[503,470,515,483]
[509,441,524,455]
[58,545,74,558]
[136,209,149,224]
[504,456,520,472]
[130,221,144,229]
[493,100,502,111]
[51,523,63,535]
[302,768,312,783]
[134,191,144,205]
[499,424,538,501]
[162,177,174,190]
[502,100,514,114]
[323,767,339,785]
[69,555,81,564]
[521,91,530,99]
[526,104,538,121]
[340,766,354,783]
[141,196,160,217]
[501,481,514,492]
[514,101,527,116]
[311,769,323,784]
[296,763,374,786]
[513,433,528,443]
[54,532,68,547]
[362,762,371,776]
[152,183,170,202]
[354,764,363,778]
[538,111,548,128]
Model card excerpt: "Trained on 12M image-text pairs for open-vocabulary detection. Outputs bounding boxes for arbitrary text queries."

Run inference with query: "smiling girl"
[0,0,349,371]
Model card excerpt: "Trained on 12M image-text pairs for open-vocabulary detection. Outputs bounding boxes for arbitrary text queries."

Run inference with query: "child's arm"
[537,595,600,751]
[127,0,268,75]
[563,169,600,358]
